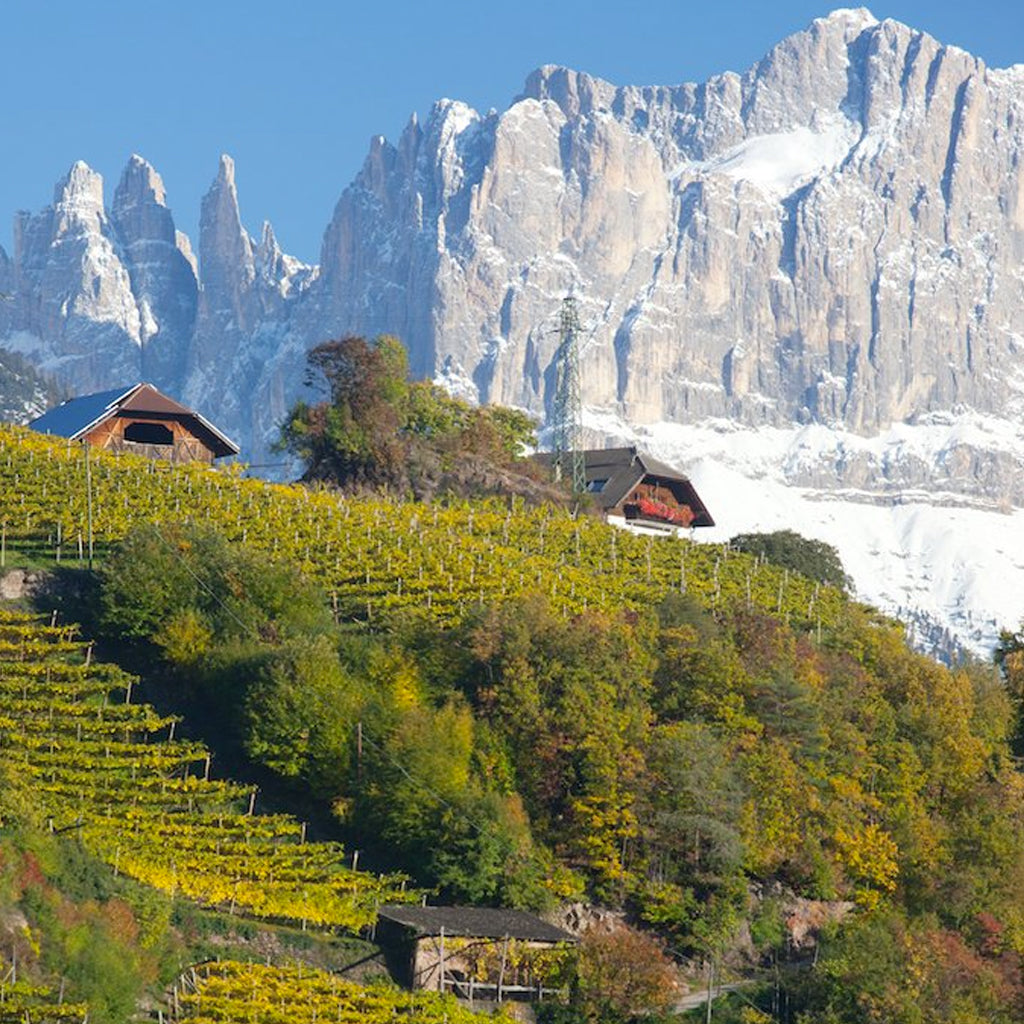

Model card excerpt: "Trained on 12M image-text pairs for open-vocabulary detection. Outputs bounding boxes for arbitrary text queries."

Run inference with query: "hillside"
[0,348,55,423]
[0,608,499,1024]
[1,428,1024,1022]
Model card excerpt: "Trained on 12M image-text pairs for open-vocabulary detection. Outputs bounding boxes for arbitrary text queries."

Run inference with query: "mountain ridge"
[3,7,1024,652]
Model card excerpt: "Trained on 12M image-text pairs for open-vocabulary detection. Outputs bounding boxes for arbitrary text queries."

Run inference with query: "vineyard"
[173,961,504,1024]
[0,978,87,1024]
[4,432,1024,1024]
[0,609,413,931]
[0,427,848,634]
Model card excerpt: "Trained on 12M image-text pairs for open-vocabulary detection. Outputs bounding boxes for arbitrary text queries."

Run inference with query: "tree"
[278,335,411,487]
[243,635,362,797]
[461,598,654,898]
[643,722,746,877]
[278,334,547,500]
[99,523,333,652]
[573,926,679,1022]
[730,530,850,590]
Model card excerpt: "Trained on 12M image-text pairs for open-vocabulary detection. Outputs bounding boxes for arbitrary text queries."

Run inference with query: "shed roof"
[378,905,576,943]
[29,383,239,457]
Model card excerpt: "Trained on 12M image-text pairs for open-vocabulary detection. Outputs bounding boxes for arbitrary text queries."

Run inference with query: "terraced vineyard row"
[0,427,847,633]
[0,610,413,930]
[174,961,504,1024]
[0,978,87,1023]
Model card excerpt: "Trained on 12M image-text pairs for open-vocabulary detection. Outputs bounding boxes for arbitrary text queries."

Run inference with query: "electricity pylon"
[551,296,586,494]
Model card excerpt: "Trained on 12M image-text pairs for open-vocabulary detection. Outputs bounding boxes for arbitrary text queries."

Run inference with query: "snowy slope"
[586,412,1024,658]
[683,114,862,199]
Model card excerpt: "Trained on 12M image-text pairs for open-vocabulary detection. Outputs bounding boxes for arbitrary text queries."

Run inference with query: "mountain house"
[376,905,576,1004]
[28,383,239,464]
[538,447,714,533]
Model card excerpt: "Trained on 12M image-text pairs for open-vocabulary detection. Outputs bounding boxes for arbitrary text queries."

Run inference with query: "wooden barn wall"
[82,416,216,464]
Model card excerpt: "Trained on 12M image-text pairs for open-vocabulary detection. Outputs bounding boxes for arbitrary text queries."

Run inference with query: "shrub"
[729,530,849,590]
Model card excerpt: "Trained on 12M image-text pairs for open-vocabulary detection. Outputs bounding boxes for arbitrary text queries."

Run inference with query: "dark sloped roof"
[119,385,195,417]
[29,383,239,457]
[580,447,648,510]
[567,447,715,527]
[28,385,136,440]
[378,905,576,943]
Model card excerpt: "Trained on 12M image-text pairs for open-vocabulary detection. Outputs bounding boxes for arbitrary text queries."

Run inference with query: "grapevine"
[0,611,415,930]
[175,960,507,1024]
[0,427,848,635]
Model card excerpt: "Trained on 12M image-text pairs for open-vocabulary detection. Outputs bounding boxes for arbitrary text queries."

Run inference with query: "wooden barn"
[539,447,714,533]
[376,905,576,1004]
[29,383,239,465]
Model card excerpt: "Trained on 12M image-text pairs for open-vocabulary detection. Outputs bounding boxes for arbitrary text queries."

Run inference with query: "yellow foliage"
[569,789,639,886]
[368,647,424,710]
[153,607,213,664]
[833,821,899,900]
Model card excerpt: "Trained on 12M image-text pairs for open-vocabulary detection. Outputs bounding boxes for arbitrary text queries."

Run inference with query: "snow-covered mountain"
[3,8,1024,654]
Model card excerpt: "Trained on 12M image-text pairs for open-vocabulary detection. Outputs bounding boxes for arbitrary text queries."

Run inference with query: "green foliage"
[279,334,541,500]
[793,911,1024,1023]
[643,721,746,877]
[348,690,554,907]
[99,522,333,651]
[459,598,654,900]
[730,529,850,590]
[0,425,848,633]
[0,772,167,1024]
[244,635,361,796]
[279,334,411,487]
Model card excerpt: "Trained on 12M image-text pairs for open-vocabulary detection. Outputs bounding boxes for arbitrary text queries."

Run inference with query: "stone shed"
[376,905,576,1003]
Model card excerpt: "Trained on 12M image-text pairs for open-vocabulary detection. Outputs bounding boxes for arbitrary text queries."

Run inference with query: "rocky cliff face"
[183,155,316,455]
[110,156,199,387]
[10,161,143,385]
[4,9,1024,488]
[315,8,1024,465]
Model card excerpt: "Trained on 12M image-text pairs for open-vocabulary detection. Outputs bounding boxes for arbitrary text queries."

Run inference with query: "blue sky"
[2,0,1022,264]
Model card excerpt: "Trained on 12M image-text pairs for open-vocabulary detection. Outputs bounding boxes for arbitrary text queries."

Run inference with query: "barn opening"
[124,421,174,446]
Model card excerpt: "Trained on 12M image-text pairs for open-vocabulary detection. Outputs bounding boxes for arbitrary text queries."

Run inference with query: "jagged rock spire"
[111,154,198,385]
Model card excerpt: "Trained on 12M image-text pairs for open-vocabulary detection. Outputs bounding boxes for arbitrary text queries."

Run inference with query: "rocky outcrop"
[4,156,200,398]
[0,569,46,602]
[10,162,142,384]
[195,155,257,347]
[110,155,198,388]
[0,153,311,444]
[183,156,315,456]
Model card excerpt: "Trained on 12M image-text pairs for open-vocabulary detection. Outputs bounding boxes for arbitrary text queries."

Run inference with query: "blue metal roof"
[29,386,137,440]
